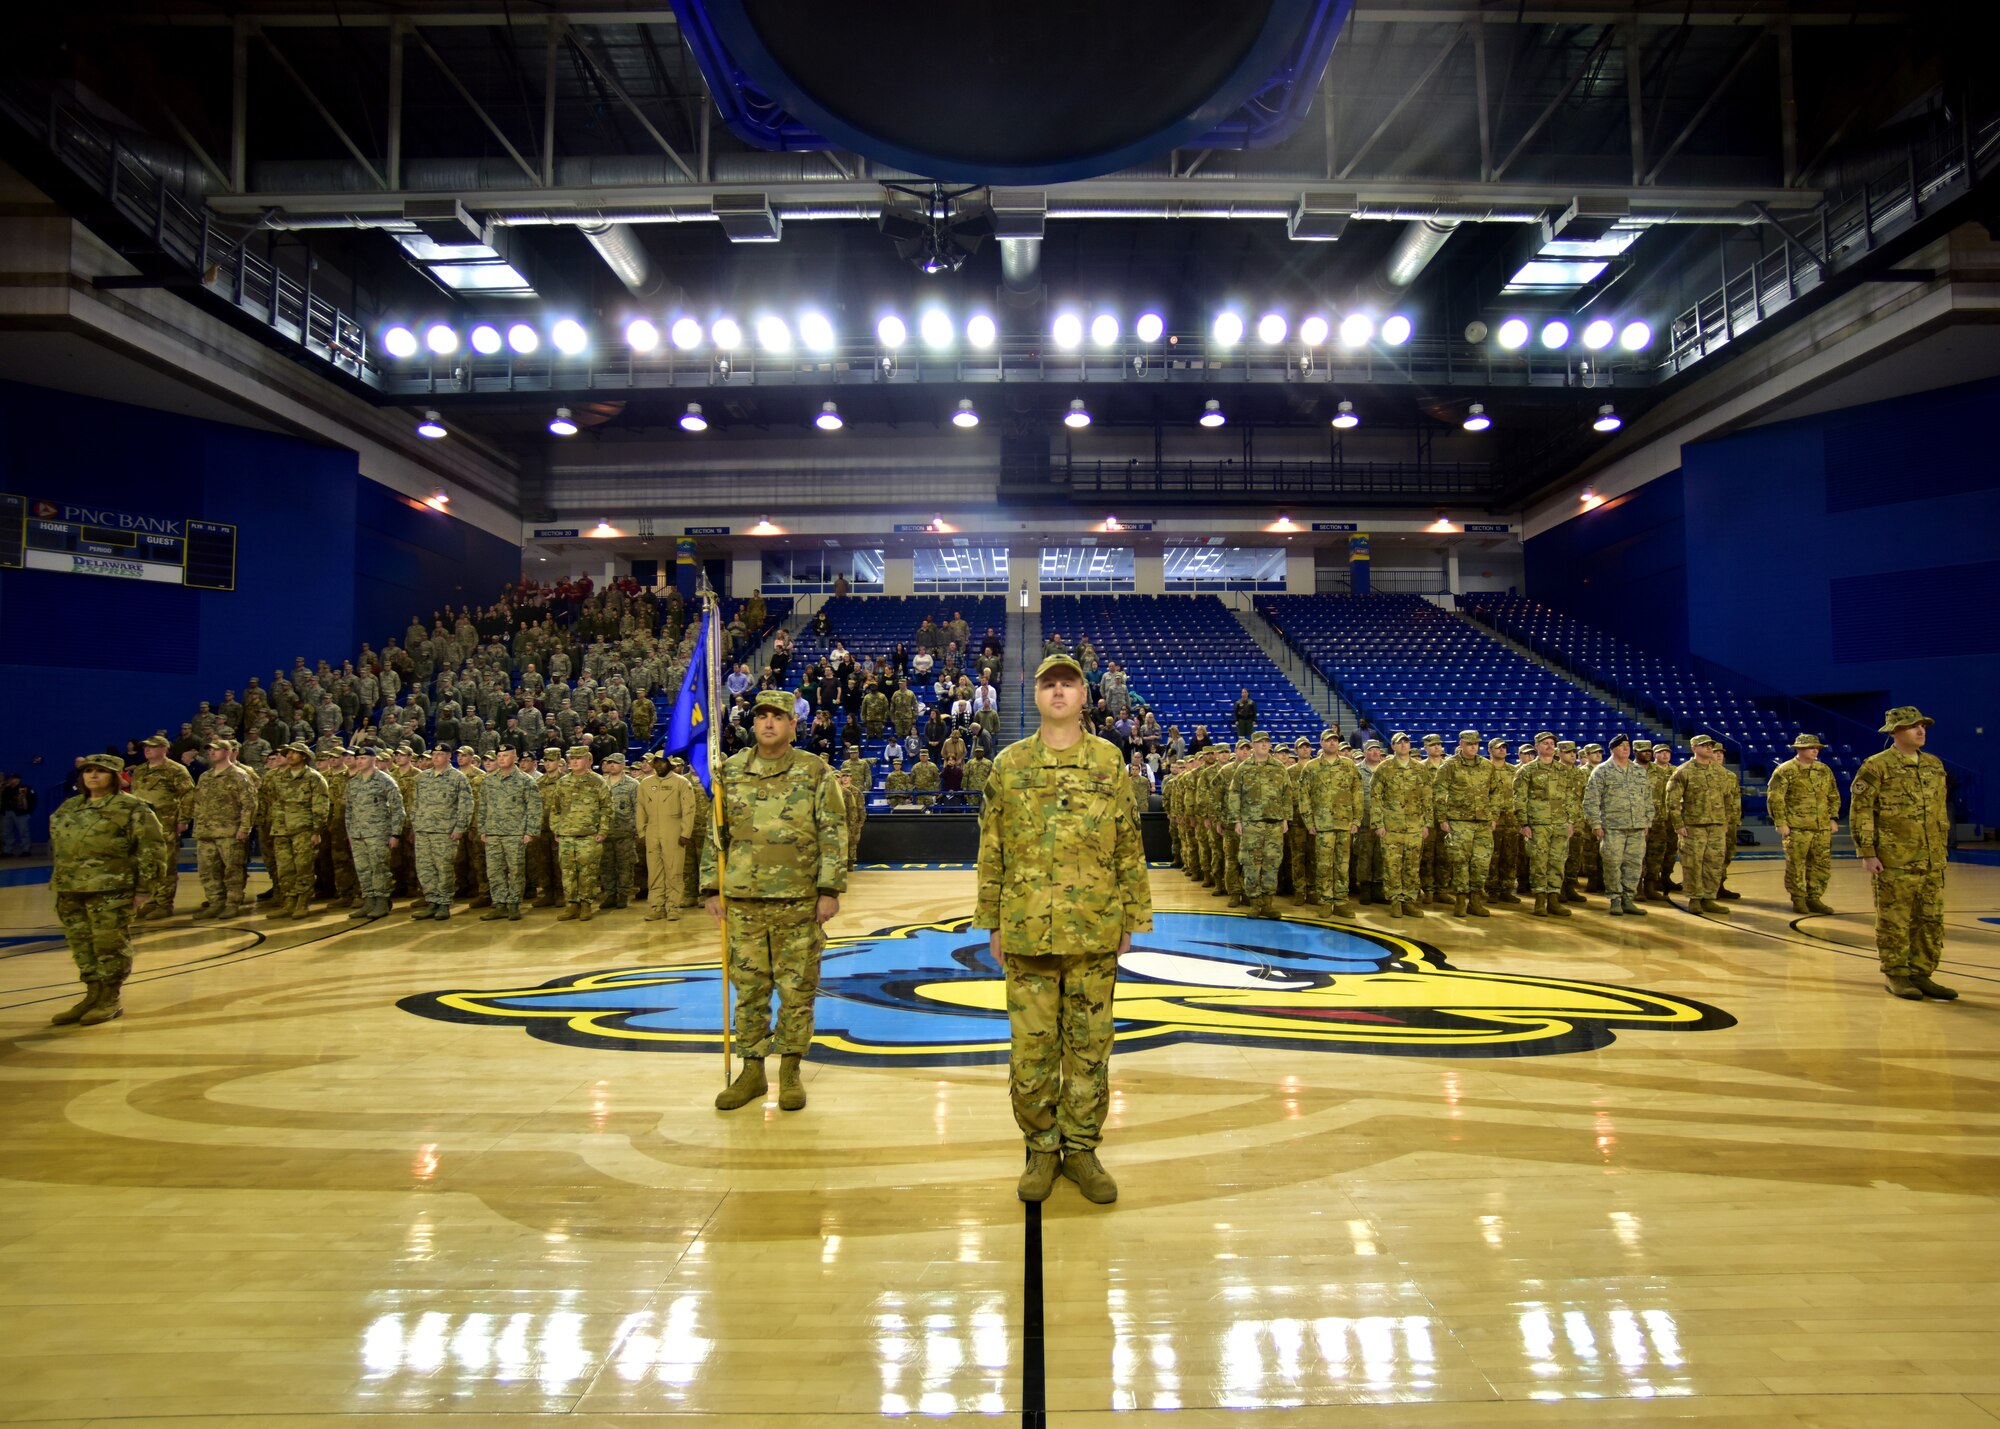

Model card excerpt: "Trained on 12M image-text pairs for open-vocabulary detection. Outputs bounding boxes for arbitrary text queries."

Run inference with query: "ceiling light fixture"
[1339,313,1374,347]
[1541,319,1571,349]
[920,309,954,349]
[670,316,704,350]
[1381,314,1413,346]
[679,402,708,433]
[1331,400,1359,430]
[1592,403,1622,433]
[799,312,836,352]
[1462,403,1491,432]
[416,410,446,439]
[966,313,997,349]
[952,398,979,428]
[1257,313,1288,345]
[815,401,844,431]
[1581,318,1615,350]
[550,319,588,355]
[1052,312,1084,350]
[710,317,742,351]
[1199,398,1226,428]
[1580,486,1606,510]
[469,324,503,355]
[625,317,659,352]
[1063,398,1091,429]
[1298,315,1329,347]
[1134,312,1165,344]
[1212,311,1244,347]
[876,314,907,348]
[548,406,578,437]
[382,325,419,359]
[1495,318,1529,350]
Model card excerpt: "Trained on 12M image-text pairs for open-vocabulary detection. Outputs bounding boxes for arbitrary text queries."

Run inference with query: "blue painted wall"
[0,380,517,827]
[1523,470,1689,663]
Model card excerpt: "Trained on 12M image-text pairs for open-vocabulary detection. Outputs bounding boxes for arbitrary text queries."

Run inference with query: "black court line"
[1022,1198,1046,1429]
[1672,897,2000,987]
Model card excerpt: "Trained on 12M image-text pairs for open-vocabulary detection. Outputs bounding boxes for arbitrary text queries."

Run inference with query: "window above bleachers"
[1040,545,1134,593]
[1163,545,1286,592]
[761,548,885,595]
[913,546,1009,594]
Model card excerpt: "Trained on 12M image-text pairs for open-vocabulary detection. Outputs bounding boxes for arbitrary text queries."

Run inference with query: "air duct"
[1381,218,1460,292]
[578,221,662,298]
[999,238,1041,293]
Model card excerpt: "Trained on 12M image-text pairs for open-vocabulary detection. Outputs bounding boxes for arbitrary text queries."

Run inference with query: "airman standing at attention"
[407,745,473,921]
[1667,736,1739,915]
[191,738,256,920]
[1556,740,1589,905]
[127,735,193,918]
[1219,740,1253,907]
[48,754,168,1027]
[975,652,1150,1205]
[1515,732,1574,918]
[1371,733,1434,918]
[1417,734,1448,903]
[342,747,404,920]
[1767,733,1843,915]
[1298,729,1363,918]
[454,746,492,910]
[637,752,698,922]
[1485,738,1523,905]
[1355,739,1387,903]
[1583,734,1655,915]
[704,689,849,1114]
[599,753,640,909]
[265,742,331,919]
[475,747,541,922]
[1434,729,1501,918]
[532,746,566,907]
[545,746,613,922]
[1230,731,1291,918]
[1850,707,1954,1001]
[1578,743,1607,894]
[1644,741,1680,899]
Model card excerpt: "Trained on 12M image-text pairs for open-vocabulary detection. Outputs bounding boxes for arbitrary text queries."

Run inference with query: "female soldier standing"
[48,753,169,1027]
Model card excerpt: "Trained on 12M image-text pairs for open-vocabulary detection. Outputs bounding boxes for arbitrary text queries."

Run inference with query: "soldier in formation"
[1229,731,1290,917]
[1434,729,1500,917]
[343,746,404,919]
[600,753,640,909]
[191,737,257,919]
[975,653,1149,1205]
[407,745,473,920]
[1583,734,1655,915]
[475,747,541,921]
[1515,732,1575,918]
[453,746,491,910]
[545,745,612,921]
[1485,738,1524,905]
[1297,729,1363,918]
[1372,733,1433,918]
[704,689,849,1114]
[1851,707,1954,1001]
[1766,733,1842,916]
[265,742,330,919]
[637,752,698,921]
[128,735,193,918]
[1666,736,1740,915]
[48,753,169,1027]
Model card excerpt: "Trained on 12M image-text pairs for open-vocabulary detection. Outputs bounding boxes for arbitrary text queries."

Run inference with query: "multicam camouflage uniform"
[266,759,331,915]
[1219,747,1249,905]
[1434,737,1502,911]
[1642,747,1678,899]
[974,730,1150,1156]
[1228,740,1291,915]
[1513,750,1574,904]
[49,770,168,1008]
[544,759,612,914]
[1297,738,1363,913]
[1666,742,1739,907]
[1849,715,1950,983]
[1486,744,1523,903]
[475,767,543,912]
[191,756,257,914]
[701,744,848,1058]
[1766,740,1842,909]
[1371,749,1434,913]
[601,763,641,907]
[127,752,193,910]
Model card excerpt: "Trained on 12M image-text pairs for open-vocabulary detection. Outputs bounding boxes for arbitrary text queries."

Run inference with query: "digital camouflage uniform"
[343,767,405,908]
[1666,744,1739,908]
[974,730,1149,1160]
[701,744,848,1058]
[1434,739,1501,912]
[1297,739,1363,913]
[545,758,612,915]
[601,765,640,907]
[191,757,257,914]
[1849,716,1950,987]
[127,753,193,910]
[408,764,474,913]
[475,767,543,913]
[1559,747,1589,901]
[1371,751,1434,914]
[636,766,698,917]
[1513,752,1574,909]
[1229,741,1291,915]
[266,759,331,915]
[1583,752,1655,911]
[1766,742,1842,910]
[49,768,169,1023]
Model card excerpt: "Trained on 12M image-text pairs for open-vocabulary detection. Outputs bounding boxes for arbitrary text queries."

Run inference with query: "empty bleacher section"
[1041,595,1321,747]
[1260,594,1633,752]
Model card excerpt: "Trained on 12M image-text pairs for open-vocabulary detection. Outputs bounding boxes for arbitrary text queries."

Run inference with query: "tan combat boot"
[555,903,580,922]
[1547,895,1573,918]
[1388,900,1405,918]
[1403,899,1425,918]
[643,908,667,922]
[1466,893,1490,917]
[190,902,223,921]
[714,1058,767,1110]
[1883,974,1924,1000]
[1791,896,1811,915]
[468,892,492,910]
[1910,972,1958,1001]
[1061,1150,1119,1204]
[479,903,508,921]
[1703,899,1729,917]
[1332,899,1356,918]
[1017,1150,1060,1203]
[79,975,125,1025]
[289,896,313,919]
[1807,898,1835,916]
[1452,894,1468,916]
[578,901,595,923]
[50,983,101,1026]
[778,1054,807,1111]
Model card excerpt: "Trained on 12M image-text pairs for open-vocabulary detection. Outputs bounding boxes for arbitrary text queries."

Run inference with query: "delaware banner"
[660,596,716,793]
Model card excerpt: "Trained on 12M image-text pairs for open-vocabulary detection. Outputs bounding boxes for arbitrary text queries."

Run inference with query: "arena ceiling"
[2,1,1997,511]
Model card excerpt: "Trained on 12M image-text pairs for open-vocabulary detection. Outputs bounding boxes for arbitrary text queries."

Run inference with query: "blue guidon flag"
[659,596,715,793]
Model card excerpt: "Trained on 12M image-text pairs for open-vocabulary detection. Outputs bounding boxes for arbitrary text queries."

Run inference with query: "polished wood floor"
[2,856,1998,1427]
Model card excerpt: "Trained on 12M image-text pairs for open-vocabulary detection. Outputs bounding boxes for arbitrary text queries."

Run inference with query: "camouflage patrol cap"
[1607,734,1629,750]
[1557,740,1577,752]
[1790,733,1825,749]
[1033,652,1085,681]
[1422,734,1443,747]
[455,744,477,756]
[1295,736,1312,749]
[670,755,690,770]
[204,736,229,750]
[1879,706,1932,732]
[396,744,416,756]
[649,751,670,765]
[1535,730,1556,744]
[1234,738,1252,751]
[564,745,591,759]
[283,741,313,755]
[1583,742,1604,755]
[321,744,352,757]
[1251,730,1272,743]
[543,746,563,758]
[1390,731,1411,745]
[1633,739,1653,752]
[752,689,796,717]
[1363,738,1383,750]
[603,753,626,767]
[1320,729,1341,744]
[1458,729,1480,745]
[1689,734,1715,749]
[141,735,170,748]
[80,753,124,773]
[352,745,377,760]
[1488,737,1509,751]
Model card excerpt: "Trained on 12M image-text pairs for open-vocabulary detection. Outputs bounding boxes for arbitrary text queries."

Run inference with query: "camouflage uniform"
[1666,741,1739,907]
[1434,737,1502,912]
[531,749,564,904]
[475,767,543,912]
[1284,743,1314,899]
[343,767,405,906]
[1513,750,1574,907]
[1416,738,1446,900]
[49,764,168,1019]
[974,730,1150,1157]
[636,766,698,917]
[389,756,420,895]
[1849,713,1950,984]
[1766,740,1842,910]
[1228,739,1291,915]
[191,756,257,914]
[910,756,941,810]
[266,758,331,915]
[408,763,474,912]
[885,763,914,809]
[1297,737,1363,913]
[861,688,889,739]
[1642,748,1678,899]
[1583,750,1656,911]
[601,763,640,907]
[682,776,709,907]
[544,756,612,914]
[839,777,865,862]
[127,751,194,910]
[1127,769,1153,818]
[889,687,918,739]
[318,757,359,906]
[453,754,490,907]
[1219,748,1249,905]
[1485,744,1523,903]
[1577,747,1607,893]
[701,744,848,1058]
[1371,748,1434,914]
[1355,755,1386,901]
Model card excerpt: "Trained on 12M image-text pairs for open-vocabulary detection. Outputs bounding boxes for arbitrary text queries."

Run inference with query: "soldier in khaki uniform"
[976,653,1150,1205]
[704,689,849,1113]
[128,735,193,917]
[637,752,698,921]
[1767,733,1842,915]
[1667,736,1740,915]
[1297,729,1363,917]
[1851,707,1954,1001]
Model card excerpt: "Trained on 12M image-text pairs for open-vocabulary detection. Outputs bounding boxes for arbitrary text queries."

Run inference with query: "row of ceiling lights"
[1479,316,1652,352]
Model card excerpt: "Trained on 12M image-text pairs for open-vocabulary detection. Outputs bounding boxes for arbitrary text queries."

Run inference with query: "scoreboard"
[0,494,235,591]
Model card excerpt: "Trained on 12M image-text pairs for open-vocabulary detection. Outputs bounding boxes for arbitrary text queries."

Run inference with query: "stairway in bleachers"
[1041,595,1321,749]
[1260,594,1640,754]
[1232,605,1356,733]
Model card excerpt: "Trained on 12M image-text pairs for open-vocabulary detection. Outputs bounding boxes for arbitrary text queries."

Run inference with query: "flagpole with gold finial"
[704,584,731,1087]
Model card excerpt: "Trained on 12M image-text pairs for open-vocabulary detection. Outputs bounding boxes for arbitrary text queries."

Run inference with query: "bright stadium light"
[625,317,660,352]
[920,308,954,349]
[1581,318,1615,350]
[966,313,997,349]
[1381,314,1413,346]
[1541,319,1571,349]
[1340,313,1374,347]
[815,401,844,431]
[1212,311,1244,347]
[952,398,980,429]
[1496,318,1530,350]
[799,311,836,352]
[670,316,704,350]
[1331,400,1359,429]
[383,325,419,359]
[416,409,446,439]
[506,322,539,355]
[1052,312,1084,349]
[1090,312,1119,347]
[1298,315,1329,347]
[877,314,907,348]
[1620,320,1653,351]
[1257,313,1287,345]
[756,315,792,352]
[551,318,588,355]
[1063,398,1091,429]
[1463,402,1491,432]
[469,323,503,355]
[548,407,578,437]
[710,317,742,351]
[1593,403,1622,433]
[1199,398,1226,428]
[679,402,708,432]
[1135,311,1164,343]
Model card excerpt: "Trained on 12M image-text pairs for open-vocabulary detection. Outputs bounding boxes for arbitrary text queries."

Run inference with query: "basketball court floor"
[2,854,1997,1426]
